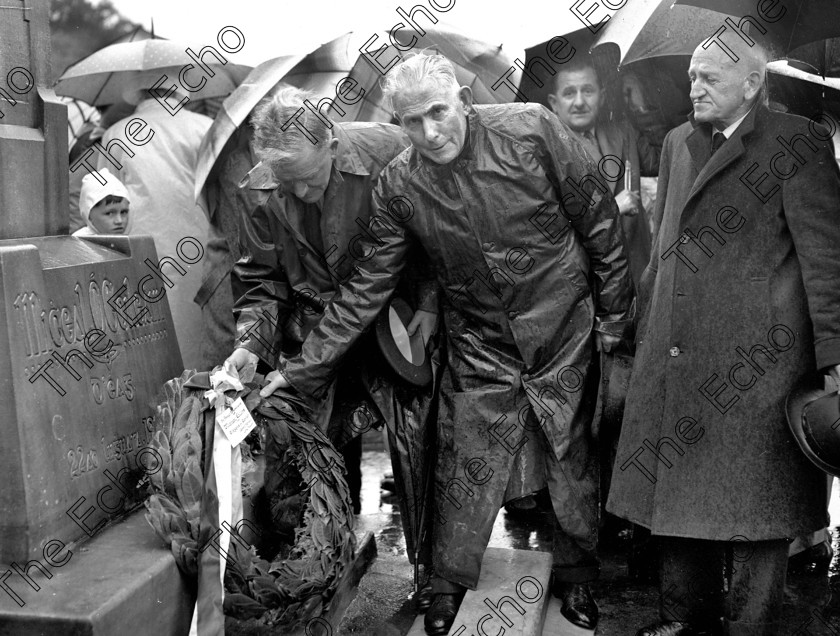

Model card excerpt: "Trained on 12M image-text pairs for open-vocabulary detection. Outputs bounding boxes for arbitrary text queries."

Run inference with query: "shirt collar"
[716,110,750,139]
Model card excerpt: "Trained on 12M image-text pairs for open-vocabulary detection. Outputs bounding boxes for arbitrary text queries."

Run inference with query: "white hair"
[381,52,460,113]
[250,85,333,172]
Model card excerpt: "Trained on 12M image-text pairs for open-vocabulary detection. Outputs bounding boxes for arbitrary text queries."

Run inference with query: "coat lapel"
[682,105,760,215]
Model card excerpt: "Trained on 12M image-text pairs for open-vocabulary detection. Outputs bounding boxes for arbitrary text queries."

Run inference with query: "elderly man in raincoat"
[225,86,439,518]
[262,53,635,635]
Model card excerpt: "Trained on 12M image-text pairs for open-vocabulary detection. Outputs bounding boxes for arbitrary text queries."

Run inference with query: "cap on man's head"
[79,167,130,222]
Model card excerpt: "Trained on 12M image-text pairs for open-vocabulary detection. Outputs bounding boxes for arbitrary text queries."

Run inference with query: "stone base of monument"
[405,548,590,636]
[0,510,194,636]
[224,530,377,636]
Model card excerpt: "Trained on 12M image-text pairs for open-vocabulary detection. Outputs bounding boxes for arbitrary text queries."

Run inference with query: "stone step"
[406,547,553,636]
[0,510,193,636]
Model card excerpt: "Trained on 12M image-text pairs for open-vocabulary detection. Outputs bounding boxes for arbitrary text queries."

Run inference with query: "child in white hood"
[73,167,130,236]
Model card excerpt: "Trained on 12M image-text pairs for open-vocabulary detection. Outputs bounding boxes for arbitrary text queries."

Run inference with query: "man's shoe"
[553,582,598,629]
[424,591,465,635]
[789,539,834,575]
[635,621,703,636]
[414,581,434,613]
[503,494,540,519]
[380,473,396,493]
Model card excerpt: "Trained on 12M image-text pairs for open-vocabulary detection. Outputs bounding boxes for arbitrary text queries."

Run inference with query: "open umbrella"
[592,0,732,65]
[767,59,840,121]
[193,53,307,203]
[54,39,252,106]
[674,0,840,57]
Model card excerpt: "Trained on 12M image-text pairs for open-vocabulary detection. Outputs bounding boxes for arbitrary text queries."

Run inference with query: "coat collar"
[683,101,763,208]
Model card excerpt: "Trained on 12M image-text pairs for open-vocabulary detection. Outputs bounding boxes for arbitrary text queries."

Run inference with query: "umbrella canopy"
[674,0,840,55]
[194,25,522,202]
[592,0,732,65]
[193,53,307,202]
[54,39,252,106]
[767,59,840,120]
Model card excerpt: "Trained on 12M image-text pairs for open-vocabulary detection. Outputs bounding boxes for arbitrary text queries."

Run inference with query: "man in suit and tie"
[608,35,840,635]
[547,55,660,286]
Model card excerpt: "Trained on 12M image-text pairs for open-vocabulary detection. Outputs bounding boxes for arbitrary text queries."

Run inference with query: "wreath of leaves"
[143,371,357,629]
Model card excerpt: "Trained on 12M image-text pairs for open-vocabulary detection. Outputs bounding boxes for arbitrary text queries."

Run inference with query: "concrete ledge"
[0,510,194,636]
[407,547,552,636]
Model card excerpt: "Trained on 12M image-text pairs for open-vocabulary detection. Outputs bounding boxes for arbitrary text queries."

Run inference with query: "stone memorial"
[0,2,193,634]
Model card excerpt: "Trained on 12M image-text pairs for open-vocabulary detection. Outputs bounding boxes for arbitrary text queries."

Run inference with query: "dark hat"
[375,297,432,388]
[786,372,840,477]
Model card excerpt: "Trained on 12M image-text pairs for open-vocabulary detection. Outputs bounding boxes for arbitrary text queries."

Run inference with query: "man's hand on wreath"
[407,309,438,346]
[225,347,259,373]
[260,368,290,397]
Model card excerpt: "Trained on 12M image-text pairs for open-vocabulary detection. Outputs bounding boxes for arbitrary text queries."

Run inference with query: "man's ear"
[328,136,340,157]
[458,86,473,111]
[547,92,559,115]
[744,71,763,101]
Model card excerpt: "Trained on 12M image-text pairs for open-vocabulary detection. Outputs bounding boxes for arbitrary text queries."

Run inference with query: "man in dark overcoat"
[607,37,840,636]
[261,53,635,635]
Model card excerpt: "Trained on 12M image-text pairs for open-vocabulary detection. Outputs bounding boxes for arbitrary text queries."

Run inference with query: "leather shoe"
[635,620,706,636]
[553,582,598,629]
[414,581,434,613]
[424,591,465,635]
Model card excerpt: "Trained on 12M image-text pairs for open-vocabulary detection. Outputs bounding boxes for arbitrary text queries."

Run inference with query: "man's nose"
[422,117,439,143]
[572,90,586,107]
[689,79,704,99]
[293,182,309,199]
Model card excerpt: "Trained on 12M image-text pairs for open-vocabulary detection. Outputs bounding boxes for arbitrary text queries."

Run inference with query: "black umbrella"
[366,341,442,593]
[674,0,840,60]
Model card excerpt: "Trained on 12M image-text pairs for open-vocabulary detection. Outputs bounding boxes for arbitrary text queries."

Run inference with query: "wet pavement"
[337,448,840,635]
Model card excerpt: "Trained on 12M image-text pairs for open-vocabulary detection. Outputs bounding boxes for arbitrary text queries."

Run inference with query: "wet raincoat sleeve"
[537,111,635,337]
[231,190,292,367]
[279,189,413,397]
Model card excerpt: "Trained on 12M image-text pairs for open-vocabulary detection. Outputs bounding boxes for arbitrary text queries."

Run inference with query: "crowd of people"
[67,32,840,636]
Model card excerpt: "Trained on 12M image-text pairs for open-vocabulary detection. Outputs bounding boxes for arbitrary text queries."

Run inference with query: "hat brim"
[375,297,432,388]
[785,371,840,477]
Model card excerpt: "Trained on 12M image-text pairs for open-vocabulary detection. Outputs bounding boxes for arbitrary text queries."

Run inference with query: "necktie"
[582,130,602,162]
[711,132,726,156]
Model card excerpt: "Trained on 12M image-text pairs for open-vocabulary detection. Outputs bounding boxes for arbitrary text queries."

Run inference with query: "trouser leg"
[723,539,788,636]
[544,426,600,583]
[543,360,600,583]
[658,536,725,632]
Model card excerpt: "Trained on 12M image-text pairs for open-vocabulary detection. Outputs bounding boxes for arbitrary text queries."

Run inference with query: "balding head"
[688,37,769,129]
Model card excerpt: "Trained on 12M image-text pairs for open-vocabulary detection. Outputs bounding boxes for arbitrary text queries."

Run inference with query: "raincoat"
[281,104,634,587]
[233,121,438,434]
